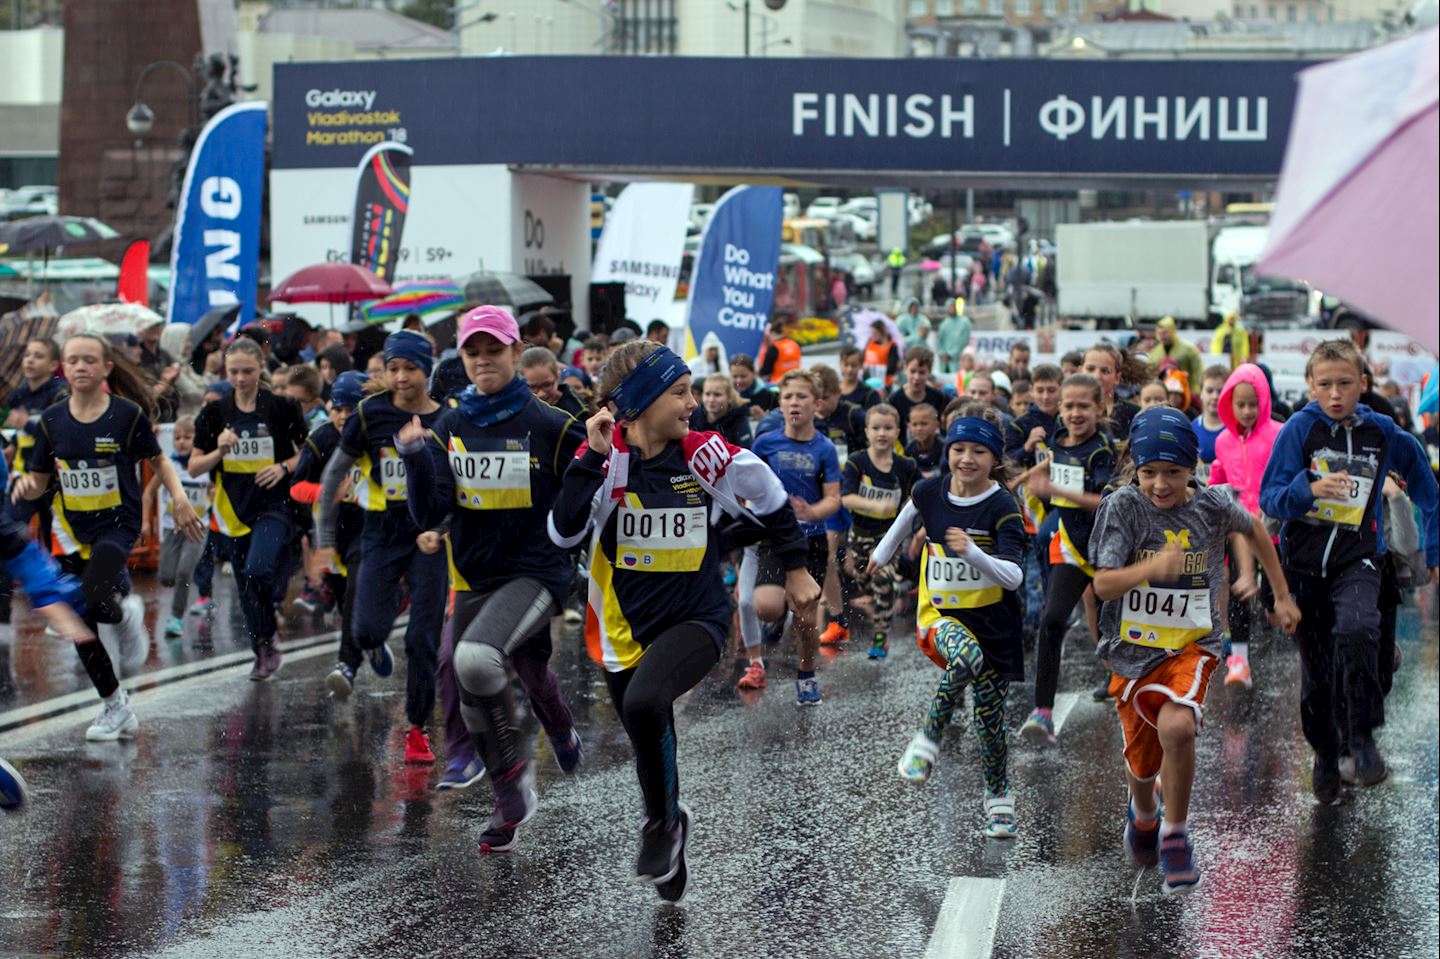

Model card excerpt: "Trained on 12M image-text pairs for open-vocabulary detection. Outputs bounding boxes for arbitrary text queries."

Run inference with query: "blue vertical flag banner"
[165,101,268,326]
[683,185,783,362]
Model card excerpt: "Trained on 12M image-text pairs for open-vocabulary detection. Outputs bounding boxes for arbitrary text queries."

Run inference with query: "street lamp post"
[125,60,200,139]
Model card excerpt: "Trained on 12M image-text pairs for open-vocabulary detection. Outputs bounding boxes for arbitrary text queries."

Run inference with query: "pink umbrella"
[1259,27,1438,354]
[270,263,394,305]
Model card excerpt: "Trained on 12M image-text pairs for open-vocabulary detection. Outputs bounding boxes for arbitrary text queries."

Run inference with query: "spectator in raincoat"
[1210,312,1250,366]
[1148,316,1205,388]
[935,298,972,376]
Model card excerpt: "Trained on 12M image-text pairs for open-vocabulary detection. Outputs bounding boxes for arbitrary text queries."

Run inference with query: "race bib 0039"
[223,433,275,474]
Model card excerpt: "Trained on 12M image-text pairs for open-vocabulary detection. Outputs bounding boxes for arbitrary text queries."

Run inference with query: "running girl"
[689,373,752,448]
[841,403,917,660]
[869,415,1024,839]
[1017,374,1116,745]
[549,340,819,901]
[399,306,584,852]
[14,333,204,739]
[191,338,310,680]
[1082,342,1146,438]
[318,331,448,764]
[1091,406,1299,894]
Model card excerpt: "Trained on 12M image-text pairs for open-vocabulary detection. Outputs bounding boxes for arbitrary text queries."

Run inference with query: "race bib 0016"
[1121,585,1212,651]
[1049,458,1085,508]
[614,493,708,572]
[58,460,121,512]
[1305,453,1375,529]
[450,436,532,510]
[923,544,1002,609]
[223,433,275,473]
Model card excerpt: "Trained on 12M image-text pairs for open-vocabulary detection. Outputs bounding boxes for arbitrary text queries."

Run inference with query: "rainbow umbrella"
[359,279,464,324]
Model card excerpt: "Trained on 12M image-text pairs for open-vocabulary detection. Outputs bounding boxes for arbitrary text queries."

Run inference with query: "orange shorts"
[1108,643,1218,782]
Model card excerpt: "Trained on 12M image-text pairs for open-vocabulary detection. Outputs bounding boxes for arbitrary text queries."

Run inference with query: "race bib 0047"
[1120,585,1212,651]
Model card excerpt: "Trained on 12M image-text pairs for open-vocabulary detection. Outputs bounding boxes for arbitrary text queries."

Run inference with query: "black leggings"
[603,623,721,827]
[59,538,131,700]
[1033,563,1092,710]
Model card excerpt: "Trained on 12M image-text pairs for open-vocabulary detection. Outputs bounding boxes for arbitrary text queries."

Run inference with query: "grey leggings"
[451,578,576,778]
[158,530,206,618]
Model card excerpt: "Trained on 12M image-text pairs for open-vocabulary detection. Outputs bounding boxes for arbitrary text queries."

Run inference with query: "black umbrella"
[188,303,240,373]
[0,216,120,255]
[460,271,554,309]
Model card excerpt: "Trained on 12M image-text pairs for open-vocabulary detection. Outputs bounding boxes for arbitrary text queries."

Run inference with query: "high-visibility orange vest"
[767,338,802,383]
[863,338,894,387]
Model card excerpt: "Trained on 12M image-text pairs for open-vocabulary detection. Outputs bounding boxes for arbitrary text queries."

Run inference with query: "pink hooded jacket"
[1210,363,1282,515]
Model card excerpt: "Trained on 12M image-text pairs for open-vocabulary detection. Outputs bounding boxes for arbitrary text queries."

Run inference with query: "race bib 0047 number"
[223,433,275,473]
[450,436,532,510]
[1121,585,1212,651]
[58,460,121,512]
[923,545,1002,609]
[615,493,708,573]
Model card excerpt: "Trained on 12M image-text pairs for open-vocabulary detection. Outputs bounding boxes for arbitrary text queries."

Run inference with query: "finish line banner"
[274,57,1308,179]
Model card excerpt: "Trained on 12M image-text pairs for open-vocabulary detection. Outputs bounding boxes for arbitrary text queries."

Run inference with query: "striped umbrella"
[359,279,464,324]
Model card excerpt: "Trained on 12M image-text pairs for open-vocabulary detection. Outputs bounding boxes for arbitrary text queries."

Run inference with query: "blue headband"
[330,371,368,410]
[608,346,690,422]
[1129,406,1198,469]
[208,380,233,398]
[384,331,434,376]
[945,416,1003,461]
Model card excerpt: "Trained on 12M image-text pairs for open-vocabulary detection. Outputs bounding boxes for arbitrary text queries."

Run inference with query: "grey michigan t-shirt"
[1091,483,1253,681]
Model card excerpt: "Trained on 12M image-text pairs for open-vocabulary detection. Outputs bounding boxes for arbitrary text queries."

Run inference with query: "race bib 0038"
[58,459,121,512]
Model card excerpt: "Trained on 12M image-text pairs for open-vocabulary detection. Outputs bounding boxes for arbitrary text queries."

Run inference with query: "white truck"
[1056,221,1211,327]
[1057,220,1314,329]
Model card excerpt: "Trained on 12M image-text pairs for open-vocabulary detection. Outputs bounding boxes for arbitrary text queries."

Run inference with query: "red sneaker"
[818,622,849,646]
[404,727,435,765]
[737,661,767,689]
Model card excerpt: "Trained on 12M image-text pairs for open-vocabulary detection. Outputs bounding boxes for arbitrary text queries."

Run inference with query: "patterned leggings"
[924,618,1010,797]
[847,528,900,629]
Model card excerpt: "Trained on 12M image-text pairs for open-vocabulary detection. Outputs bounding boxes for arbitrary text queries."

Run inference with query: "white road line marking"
[925,876,1005,959]
[1051,692,1080,735]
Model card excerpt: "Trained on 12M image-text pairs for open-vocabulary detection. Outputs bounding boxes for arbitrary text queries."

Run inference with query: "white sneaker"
[117,594,148,673]
[85,690,139,742]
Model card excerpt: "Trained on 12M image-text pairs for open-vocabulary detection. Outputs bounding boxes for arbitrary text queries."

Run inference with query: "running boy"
[906,404,944,480]
[146,415,210,637]
[1191,365,1229,487]
[1260,339,1438,801]
[1091,406,1299,894]
[750,369,841,705]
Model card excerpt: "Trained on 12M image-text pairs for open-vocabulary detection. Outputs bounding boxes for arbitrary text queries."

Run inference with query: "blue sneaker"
[0,757,29,811]
[867,635,889,659]
[722,563,737,588]
[436,756,486,791]
[795,676,822,707]
[551,728,583,775]
[1124,801,1160,868]
[368,642,394,678]
[325,663,356,701]
[164,615,184,637]
[1159,829,1201,895]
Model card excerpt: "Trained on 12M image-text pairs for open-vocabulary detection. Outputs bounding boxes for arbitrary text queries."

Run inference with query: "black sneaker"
[1312,754,1342,805]
[478,807,520,853]
[1351,738,1389,788]
[635,812,684,884]
[1092,676,1114,702]
[655,803,693,904]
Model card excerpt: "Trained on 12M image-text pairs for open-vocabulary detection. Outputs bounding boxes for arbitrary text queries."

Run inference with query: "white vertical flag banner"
[592,182,695,324]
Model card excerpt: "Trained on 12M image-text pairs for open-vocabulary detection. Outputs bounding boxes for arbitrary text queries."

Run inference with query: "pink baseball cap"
[458,305,520,346]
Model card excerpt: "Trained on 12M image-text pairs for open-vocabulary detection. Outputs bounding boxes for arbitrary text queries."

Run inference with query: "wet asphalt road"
[0,576,1436,959]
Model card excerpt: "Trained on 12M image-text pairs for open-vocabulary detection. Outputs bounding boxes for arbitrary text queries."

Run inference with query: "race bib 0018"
[450,436,532,510]
[614,493,708,572]
[923,545,1002,609]
[1120,585,1212,651]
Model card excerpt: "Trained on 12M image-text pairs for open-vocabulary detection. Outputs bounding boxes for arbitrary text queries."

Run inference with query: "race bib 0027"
[450,436,532,510]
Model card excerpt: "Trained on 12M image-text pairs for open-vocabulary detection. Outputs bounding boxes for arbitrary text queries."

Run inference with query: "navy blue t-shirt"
[750,429,841,538]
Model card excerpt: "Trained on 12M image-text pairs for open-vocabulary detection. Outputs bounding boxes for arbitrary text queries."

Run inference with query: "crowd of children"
[1,307,1436,905]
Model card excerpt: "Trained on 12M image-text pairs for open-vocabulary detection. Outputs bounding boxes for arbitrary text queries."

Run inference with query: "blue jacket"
[1260,401,1438,576]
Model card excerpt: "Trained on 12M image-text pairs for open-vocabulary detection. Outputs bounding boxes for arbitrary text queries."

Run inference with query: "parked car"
[830,211,876,242]
[830,251,877,299]
[0,185,58,220]
[805,196,844,218]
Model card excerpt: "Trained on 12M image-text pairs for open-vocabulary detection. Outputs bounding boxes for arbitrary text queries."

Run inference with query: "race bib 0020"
[923,544,1002,609]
